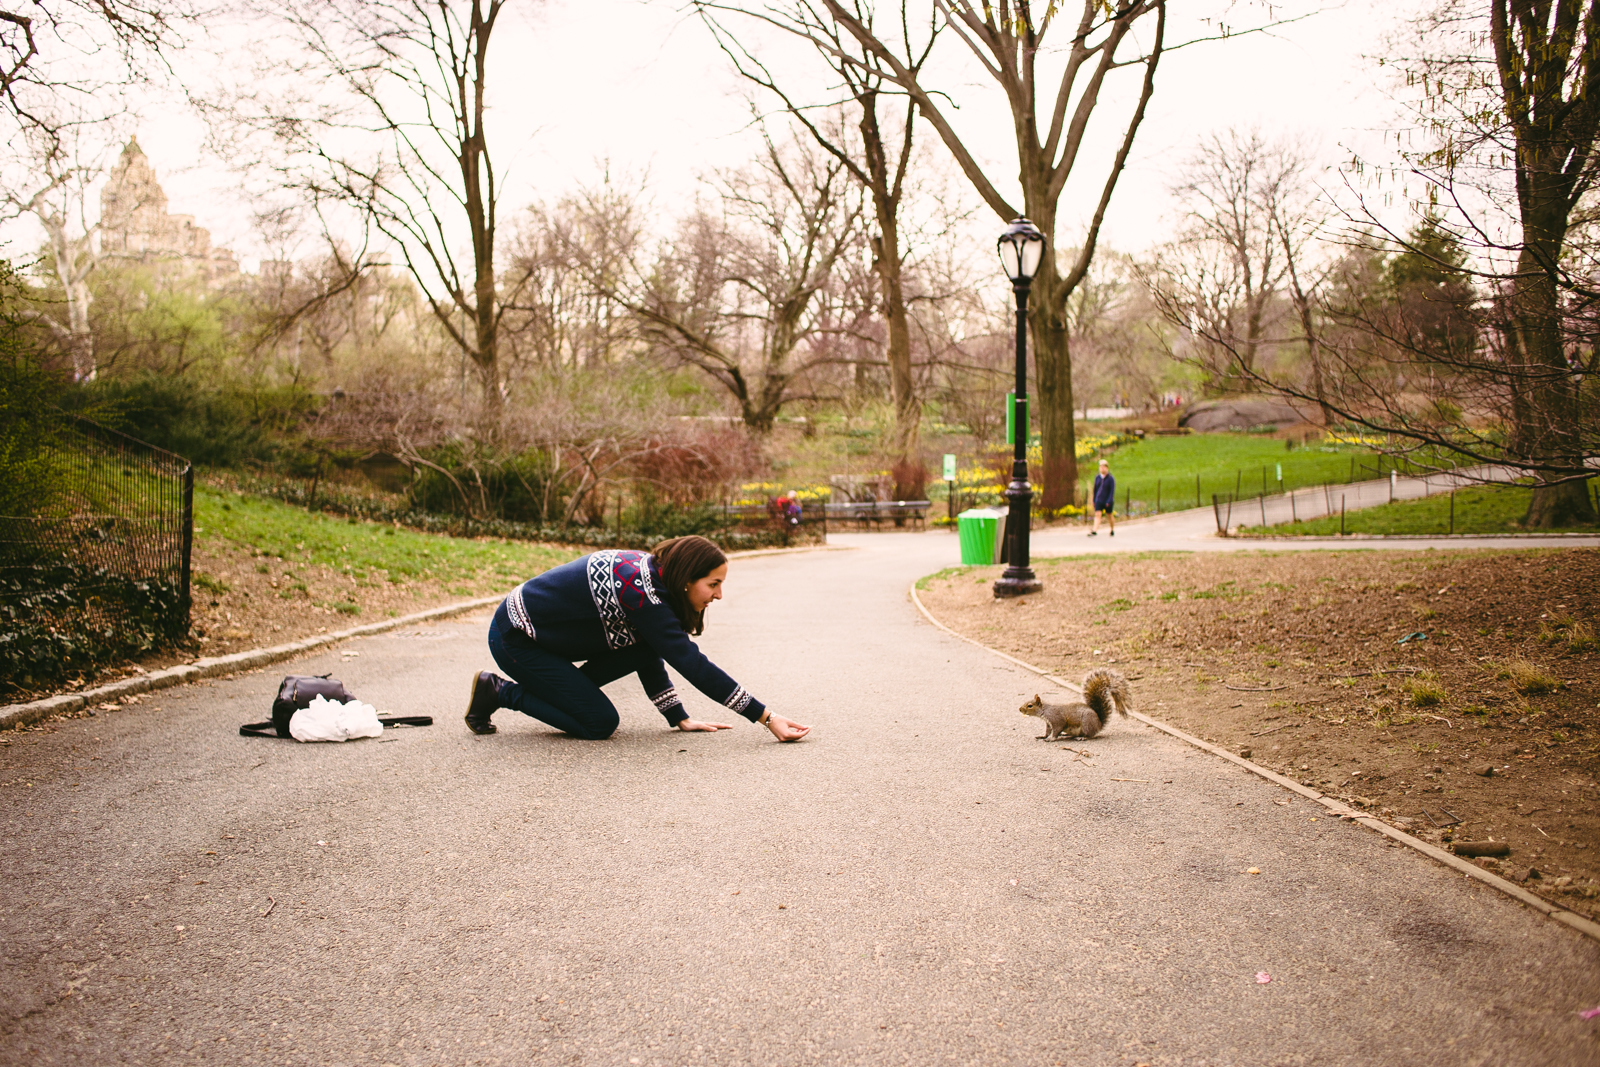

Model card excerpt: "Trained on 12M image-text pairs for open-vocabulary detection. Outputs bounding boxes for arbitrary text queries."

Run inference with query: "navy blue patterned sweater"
[502,550,764,727]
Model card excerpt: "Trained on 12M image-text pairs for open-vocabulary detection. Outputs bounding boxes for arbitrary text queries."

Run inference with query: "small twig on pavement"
[260,896,276,918]
[1225,684,1289,692]
[1110,777,1151,783]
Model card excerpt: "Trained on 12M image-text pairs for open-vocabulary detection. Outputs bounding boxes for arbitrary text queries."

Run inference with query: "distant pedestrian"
[466,535,809,742]
[1090,459,1115,537]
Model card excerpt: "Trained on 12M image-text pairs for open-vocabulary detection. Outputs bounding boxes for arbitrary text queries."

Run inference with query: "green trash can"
[957,508,1005,565]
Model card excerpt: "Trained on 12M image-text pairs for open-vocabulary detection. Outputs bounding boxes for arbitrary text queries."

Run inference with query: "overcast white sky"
[28,0,1409,272]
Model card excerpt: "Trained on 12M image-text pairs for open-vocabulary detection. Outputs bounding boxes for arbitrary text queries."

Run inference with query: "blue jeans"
[487,611,662,740]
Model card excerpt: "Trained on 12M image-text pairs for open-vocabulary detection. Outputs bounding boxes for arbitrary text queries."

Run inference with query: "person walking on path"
[1091,459,1116,536]
[466,535,809,742]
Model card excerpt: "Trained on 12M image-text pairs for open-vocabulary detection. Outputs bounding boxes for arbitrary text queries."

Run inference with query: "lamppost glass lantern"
[993,217,1044,598]
[997,217,1045,284]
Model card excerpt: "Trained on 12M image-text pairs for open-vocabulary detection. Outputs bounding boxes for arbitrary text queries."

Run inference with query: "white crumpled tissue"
[289,694,385,742]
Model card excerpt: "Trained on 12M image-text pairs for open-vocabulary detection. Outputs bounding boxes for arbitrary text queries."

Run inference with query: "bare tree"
[1147,132,1306,384]
[503,176,648,374]
[792,0,1166,509]
[215,0,529,405]
[1142,130,1330,406]
[1,123,119,379]
[1212,2,1600,528]
[1064,250,1176,414]
[0,1,193,136]
[696,0,940,495]
[932,325,1010,443]
[247,246,423,383]
[576,131,868,433]
[797,2,1302,507]
[1402,0,1599,526]
[1272,190,1337,425]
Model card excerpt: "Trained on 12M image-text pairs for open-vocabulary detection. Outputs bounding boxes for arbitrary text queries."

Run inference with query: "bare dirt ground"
[180,537,498,657]
[916,547,1600,921]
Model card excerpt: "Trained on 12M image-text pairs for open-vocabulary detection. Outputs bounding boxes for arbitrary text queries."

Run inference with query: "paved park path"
[3,530,1599,1066]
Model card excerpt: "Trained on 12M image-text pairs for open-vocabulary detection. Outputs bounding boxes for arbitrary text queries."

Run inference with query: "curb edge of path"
[906,578,1600,946]
[0,595,508,732]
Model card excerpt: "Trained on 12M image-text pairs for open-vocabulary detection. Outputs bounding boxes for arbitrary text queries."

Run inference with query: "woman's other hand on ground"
[765,714,810,742]
[677,718,734,731]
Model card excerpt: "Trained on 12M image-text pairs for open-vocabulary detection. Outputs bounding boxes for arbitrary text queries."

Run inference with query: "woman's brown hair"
[651,535,727,635]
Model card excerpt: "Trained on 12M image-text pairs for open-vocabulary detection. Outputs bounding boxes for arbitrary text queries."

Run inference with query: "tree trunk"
[1508,209,1590,528]
[66,278,94,382]
[872,225,919,495]
[741,402,778,434]
[472,274,499,405]
[857,90,920,494]
[1028,233,1078,513]
[1523,478,1596,528]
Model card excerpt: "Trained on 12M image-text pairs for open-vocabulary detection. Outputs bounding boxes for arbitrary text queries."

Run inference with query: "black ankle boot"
[466,671,502,734]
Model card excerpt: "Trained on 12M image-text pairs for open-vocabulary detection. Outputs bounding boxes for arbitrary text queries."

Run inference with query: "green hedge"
[0,565,189,695]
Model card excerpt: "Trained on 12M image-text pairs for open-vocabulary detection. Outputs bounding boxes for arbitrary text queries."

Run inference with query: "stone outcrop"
[1178,397,1309,432]
[100,137,238,281]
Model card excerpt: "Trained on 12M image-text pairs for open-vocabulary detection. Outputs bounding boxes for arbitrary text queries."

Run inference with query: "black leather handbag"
[239,674,432,738]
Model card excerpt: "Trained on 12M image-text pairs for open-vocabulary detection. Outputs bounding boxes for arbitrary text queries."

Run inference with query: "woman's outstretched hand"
[677,718,734,731]
[765,714,810,742]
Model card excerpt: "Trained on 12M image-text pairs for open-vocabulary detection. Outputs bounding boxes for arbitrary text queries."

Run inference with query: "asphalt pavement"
[2,529,1598,1066]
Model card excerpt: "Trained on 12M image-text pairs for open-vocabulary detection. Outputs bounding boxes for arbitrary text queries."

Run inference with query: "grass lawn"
[1255,480,1600,536]
[194,485,577,593]
[1086,433,1382,516]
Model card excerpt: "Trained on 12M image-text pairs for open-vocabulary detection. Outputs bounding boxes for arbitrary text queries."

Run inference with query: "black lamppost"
[993,217,1044,598]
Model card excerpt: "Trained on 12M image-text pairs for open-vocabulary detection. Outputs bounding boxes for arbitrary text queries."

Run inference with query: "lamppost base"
[992,572,1043,598]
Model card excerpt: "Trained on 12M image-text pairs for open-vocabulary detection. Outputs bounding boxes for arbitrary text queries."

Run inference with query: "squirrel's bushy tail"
[1081,668,1133,725]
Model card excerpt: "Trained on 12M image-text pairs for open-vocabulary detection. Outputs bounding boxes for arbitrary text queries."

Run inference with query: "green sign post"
[943,453,957,520]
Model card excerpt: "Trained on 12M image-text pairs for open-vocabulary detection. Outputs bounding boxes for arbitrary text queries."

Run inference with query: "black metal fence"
[0,415,193,691]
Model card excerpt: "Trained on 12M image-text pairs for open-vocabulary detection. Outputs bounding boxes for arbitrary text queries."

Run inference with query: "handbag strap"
[379,716,433,728]
[239,714,434,737]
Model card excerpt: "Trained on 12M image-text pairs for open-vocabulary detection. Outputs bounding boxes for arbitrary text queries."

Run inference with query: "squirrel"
[1018,668,1133,740]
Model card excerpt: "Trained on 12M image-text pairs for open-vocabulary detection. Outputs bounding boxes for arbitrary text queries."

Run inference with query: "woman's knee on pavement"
[570,706,620,740]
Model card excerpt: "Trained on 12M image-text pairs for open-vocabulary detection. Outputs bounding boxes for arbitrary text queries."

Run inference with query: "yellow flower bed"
[1325,431,1386,447]
[1076,432,1124,457]
[733,482,831,507]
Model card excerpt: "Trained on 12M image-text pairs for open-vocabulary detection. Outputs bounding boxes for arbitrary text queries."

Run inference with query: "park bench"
[822,500,930,531]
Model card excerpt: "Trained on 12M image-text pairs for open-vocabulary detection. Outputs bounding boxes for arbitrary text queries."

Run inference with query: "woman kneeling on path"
[466,535,809,742]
